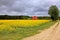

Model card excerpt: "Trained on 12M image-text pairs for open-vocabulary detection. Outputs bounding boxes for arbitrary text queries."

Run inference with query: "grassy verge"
[0,21,56,40]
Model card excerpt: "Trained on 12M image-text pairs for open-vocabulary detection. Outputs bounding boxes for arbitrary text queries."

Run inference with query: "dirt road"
[22,22,60,40]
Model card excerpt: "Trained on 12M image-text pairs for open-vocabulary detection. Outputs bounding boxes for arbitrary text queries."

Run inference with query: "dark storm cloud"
[0,0,15,6]
[0,0,60,16]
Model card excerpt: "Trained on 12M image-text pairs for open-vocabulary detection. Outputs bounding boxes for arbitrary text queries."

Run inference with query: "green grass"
[0,21,56,40]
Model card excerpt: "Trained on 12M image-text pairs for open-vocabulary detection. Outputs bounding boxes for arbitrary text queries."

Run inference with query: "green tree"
[48,5,59,21]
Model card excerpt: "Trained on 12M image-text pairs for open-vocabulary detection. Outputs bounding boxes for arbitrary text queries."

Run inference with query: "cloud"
[0,0,60,16]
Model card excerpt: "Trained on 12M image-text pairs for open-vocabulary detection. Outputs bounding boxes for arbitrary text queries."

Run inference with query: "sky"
[0,0,60,16]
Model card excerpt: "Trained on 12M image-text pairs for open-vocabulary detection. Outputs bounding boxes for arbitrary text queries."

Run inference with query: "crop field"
[0,20,49,28]
[0,20,55,40]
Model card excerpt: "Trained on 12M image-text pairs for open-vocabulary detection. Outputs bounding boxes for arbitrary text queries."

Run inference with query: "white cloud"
[0,0,60,16]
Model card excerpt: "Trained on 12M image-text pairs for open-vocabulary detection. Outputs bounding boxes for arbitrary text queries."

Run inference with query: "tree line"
[0,15,30,20]
[0,15,51,20]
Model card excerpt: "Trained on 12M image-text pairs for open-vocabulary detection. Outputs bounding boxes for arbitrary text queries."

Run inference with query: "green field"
[0,20,56,40]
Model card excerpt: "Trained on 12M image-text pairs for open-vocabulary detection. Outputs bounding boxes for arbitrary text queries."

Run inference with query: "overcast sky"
[0,0,60,16]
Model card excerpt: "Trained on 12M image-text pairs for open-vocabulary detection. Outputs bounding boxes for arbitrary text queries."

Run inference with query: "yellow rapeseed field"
[0,20,50,30]
[0,20,52,40]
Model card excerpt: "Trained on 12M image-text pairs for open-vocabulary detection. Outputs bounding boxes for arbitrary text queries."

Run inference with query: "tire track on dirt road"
[45,22,59,40]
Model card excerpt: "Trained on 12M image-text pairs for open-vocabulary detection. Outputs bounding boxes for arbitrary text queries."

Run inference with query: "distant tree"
[48,5,59,21]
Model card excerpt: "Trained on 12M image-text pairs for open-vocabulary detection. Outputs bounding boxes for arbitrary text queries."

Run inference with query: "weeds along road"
[22,22,60,40]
